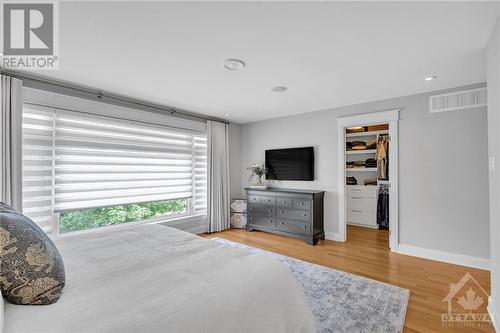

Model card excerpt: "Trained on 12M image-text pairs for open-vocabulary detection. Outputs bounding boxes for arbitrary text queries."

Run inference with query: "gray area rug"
[213,238,409,333]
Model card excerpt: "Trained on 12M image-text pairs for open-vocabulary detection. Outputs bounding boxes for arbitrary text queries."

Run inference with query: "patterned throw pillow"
[0,202,65,305]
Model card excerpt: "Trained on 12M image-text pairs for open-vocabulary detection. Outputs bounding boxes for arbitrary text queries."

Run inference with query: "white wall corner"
[489,296,499,332]
[325,231,344,242]
[395,244,490,271]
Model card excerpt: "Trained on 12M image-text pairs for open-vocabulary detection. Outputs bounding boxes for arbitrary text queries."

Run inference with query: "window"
[59,198,188,233]
[22,103,207,234]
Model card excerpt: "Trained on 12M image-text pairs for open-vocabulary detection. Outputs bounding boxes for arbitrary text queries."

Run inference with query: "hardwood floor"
[203,225,493,333]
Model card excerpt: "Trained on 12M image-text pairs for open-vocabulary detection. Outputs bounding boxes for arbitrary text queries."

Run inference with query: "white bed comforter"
[4,224,315,333]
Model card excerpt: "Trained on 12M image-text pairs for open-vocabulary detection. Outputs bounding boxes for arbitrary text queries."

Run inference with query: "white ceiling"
[41,1,500,123]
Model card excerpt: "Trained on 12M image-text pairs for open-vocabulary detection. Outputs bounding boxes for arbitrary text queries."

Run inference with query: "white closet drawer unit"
[347,196,377,211]
[346,185,378,228]
[347,209,377,227]
[347,185,377,198]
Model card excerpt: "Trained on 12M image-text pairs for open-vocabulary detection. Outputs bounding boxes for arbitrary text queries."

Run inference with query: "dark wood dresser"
[245,187,325,245]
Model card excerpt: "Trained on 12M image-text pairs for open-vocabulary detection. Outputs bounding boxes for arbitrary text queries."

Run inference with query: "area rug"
[212,238,409,333]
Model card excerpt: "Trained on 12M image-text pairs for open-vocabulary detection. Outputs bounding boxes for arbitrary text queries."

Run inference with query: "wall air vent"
[429,87,487,114]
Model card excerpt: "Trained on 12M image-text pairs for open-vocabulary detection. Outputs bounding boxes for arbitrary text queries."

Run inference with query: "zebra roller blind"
[22,104,56,232]
[22,104,207,227]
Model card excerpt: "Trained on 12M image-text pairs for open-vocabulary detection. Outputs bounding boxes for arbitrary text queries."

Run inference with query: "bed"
[3,224,316,333]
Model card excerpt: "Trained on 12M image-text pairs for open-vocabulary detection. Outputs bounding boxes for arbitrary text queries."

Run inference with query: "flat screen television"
[265,147,314,181]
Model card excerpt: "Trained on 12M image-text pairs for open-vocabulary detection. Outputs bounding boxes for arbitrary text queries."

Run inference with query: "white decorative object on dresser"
[346,185,378,228]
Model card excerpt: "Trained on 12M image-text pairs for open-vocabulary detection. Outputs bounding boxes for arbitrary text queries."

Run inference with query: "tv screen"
[265,147,314,181]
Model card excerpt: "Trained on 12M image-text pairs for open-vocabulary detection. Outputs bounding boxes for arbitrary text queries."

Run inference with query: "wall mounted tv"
[265,147,314,181]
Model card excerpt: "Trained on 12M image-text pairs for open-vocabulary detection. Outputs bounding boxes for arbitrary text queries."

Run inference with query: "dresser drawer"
[247,195,261,205]
[276,197,293,208]
[248,216,276,228]
[276,209,310,222]
[276,219,311,236]
[260,196,276,206]
[248,206,275,217]
[292,198,311,210]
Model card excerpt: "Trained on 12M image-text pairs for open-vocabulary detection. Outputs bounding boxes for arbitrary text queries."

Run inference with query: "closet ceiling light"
[348,126,363,130]
[425,75,437,81]
[223,59,246,71]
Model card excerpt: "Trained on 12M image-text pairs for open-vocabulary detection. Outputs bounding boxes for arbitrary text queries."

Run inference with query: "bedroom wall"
[240,84,491,261]
[486,15,500,329]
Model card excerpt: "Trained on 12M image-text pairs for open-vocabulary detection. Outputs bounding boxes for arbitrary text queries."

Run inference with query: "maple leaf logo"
[457,288,484,313]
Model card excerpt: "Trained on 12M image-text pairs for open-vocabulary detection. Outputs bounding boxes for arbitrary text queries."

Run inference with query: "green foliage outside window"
[59,199,188,233]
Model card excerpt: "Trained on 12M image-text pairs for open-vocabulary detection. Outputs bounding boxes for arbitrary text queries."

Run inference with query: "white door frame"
[337,109,400,250]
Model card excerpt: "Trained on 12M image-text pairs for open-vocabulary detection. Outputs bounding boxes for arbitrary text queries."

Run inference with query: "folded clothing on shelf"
[346,176,358,185]
[346,161,354,168]
[364,178,377,186]
[366,138,377,150]
[351,141,367,150]
[353,160,366,167]
[365,158,377,168]
[346,142,353,151]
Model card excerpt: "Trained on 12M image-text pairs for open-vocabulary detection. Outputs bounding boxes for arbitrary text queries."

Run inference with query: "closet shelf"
[345,130,389,138]
[346,168,378,172]
[346,149,377,155]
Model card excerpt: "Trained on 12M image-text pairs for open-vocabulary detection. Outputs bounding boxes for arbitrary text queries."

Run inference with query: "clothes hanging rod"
[1,69,230,124]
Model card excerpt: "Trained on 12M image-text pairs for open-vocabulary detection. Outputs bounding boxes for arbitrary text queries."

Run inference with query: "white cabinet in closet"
[346,185,378,228]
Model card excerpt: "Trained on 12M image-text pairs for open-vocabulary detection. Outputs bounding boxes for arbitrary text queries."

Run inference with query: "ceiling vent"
[429,87,487,114]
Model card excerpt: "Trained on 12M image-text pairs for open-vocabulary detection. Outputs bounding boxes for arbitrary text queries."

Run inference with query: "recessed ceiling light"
[224,113,230,117]
[223,59,245,71]
[272,86,288,93]
[425,75,437,81]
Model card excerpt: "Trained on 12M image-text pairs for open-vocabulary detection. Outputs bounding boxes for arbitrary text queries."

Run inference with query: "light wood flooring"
[202,225,492,333]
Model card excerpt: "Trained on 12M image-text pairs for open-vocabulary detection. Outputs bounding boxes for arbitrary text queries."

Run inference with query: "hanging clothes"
[376,136,389,180]
[377,183,389,229]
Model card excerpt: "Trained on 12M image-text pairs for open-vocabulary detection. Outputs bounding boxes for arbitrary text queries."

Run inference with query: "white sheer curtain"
[0,75,23,211]
[207,120,230,232]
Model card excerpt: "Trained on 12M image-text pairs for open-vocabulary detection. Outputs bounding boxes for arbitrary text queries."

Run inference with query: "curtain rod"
[1,70,229,124]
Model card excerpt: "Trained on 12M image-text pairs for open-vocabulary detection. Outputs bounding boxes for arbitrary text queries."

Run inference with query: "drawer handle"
[250,217,254,221]
[280,222,284,225]
[280,210,284,214]
[351,196,363,199]
[352,210,362,213]
[269,220,273,223]
[250,207,254,210]
[303,213,307,216]
[268,209,273,213]
[283,201,287,204]
[300,202,304,206]
[303,225,307,229]
[352,189,362,192]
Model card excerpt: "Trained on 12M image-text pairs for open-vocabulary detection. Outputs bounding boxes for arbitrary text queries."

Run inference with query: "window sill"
[53,212,207,239]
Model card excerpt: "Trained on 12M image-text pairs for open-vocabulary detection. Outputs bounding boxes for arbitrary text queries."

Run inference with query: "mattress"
[4,224,315,333]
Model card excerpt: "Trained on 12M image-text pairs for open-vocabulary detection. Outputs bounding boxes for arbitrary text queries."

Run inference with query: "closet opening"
[337,110,399,251]
[345,124,390,247]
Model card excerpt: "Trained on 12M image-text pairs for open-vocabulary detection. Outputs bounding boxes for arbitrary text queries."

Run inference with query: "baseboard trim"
[489,297,499,332]
[395,244,490,270]
[325,232,344,242]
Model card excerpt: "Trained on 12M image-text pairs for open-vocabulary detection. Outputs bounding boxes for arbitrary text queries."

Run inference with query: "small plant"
[247,164,268,184]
